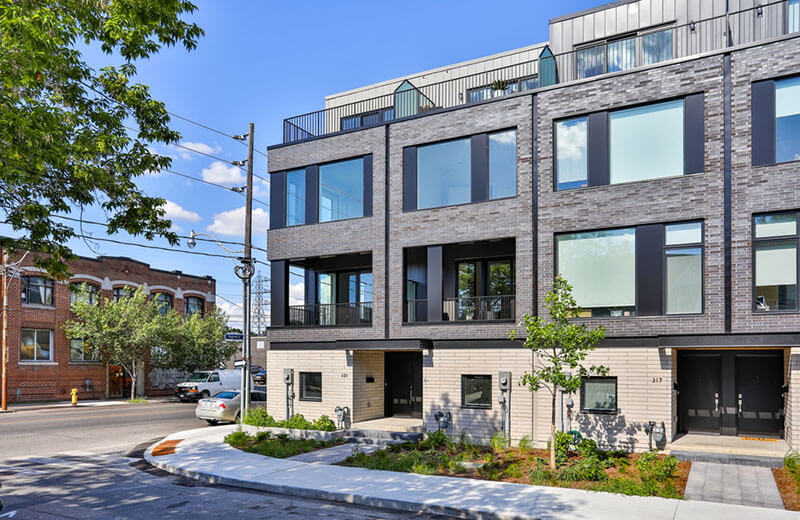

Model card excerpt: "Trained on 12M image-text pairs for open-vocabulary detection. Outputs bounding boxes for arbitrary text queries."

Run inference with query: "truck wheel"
[205,419,218,425]
[200,391,210,399]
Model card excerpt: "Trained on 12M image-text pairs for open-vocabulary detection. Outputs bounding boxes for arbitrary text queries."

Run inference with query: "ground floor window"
[21,328,53,361]
[70,339,97,361]
[461,374,492,409]
[299,372,322,401]
[580,377,617,413]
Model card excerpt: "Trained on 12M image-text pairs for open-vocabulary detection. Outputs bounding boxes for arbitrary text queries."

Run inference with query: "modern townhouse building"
[267,0,800,451]
[2,253,216,402]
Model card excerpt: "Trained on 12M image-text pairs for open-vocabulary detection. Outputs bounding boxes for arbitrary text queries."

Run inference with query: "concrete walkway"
[145,426,798,520]
[288,442,382,464]
[685,462,785,509]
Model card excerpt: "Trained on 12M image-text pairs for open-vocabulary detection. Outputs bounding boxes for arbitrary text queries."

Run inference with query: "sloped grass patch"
[340,431,689,499]
[225,429,347,458]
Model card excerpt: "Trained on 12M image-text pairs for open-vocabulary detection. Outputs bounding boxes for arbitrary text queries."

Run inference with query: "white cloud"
[556,120,587,161]
[161,200,202,223]
[202,161,245,186]
[289,281,304,306]
[171,141,221,160]
[207,206,269,238]
[169,223,183,233]
[217,300,242,325]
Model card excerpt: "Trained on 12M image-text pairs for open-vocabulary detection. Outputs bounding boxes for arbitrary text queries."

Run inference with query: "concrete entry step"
[684,462,785,509]
[671,450,784,468]
[342,429,423,444]
[667,433,790,467]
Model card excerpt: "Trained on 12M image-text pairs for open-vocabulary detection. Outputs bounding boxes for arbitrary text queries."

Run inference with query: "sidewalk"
[145,426,797,520]
[1,396,177,413]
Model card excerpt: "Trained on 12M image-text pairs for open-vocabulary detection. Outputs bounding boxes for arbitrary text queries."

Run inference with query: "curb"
[145,438,519,520]
[5,397,180,413]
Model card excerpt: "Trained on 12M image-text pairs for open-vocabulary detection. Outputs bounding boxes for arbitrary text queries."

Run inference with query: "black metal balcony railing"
[287,302,372,327]
[283,0,793,144]
[444,295,516,322]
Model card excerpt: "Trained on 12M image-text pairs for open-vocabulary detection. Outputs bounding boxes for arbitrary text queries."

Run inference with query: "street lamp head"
[187,230,197,249]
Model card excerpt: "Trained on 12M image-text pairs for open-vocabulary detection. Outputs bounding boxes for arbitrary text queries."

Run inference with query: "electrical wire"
[166,111,269,159]
[160,168,270,208]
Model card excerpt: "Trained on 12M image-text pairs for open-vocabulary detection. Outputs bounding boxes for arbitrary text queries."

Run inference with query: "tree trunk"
[129,359,137,401]
[550,393,557,469]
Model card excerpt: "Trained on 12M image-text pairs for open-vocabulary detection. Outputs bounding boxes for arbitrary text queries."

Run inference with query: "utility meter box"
[498,371,511,391]
[283,368,294,385]
[653,423,665,443]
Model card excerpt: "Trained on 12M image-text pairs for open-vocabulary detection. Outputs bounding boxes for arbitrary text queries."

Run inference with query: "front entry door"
[385,352,422,418]
[678,352,722,433]
[736,352,784,436]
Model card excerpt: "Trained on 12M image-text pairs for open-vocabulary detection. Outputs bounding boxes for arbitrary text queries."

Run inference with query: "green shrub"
[529,459,552,485]
[490,431,508,451]
[312,415,337,431]
[571,455,608,481]
[280,414,311,430]
[785,450,800,478]
[635,451,678,485]
[420,430,451,450]
[518,435,532,451]
[255,431,272,443]
[243,408,276,427]
[224,430,251,448]
[553,431,571,467]
[578,438,599,459]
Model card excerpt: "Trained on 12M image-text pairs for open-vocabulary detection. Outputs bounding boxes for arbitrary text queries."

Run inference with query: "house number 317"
[651,377,663,383]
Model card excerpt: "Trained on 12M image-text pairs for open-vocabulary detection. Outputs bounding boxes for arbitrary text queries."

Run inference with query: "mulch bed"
[772,467,800,511]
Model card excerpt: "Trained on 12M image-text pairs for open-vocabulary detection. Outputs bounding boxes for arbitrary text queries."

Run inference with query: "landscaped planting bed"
[773,451,800,511]
[225,429,347,458]
[341,431,690,499]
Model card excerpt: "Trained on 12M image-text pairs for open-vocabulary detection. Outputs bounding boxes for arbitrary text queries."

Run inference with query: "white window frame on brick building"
[20,328,53,362]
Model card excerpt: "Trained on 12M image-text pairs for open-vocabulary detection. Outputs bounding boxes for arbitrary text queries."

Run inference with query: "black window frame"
[70,282,100,306]
[299,371,322,402]
[573,25,675,80]
[553,115,589,191]
[662,221,705,316]
[465,76,539,104]
[152,292,174,315]
[752,210,800,313]
[113,286,134,301]
[184,296,205,317]
[580,376,618,414]
[403,127,518,212]
[285,167,307,227]
[21,276,54,306]
[461,374,492,409]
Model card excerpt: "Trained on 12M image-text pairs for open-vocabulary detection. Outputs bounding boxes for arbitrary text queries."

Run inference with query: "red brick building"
[2,254,215,402]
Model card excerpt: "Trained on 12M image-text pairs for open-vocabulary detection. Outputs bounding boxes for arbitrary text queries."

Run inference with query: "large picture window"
[488,129,517,199]
[21,328,52,362]
[580,377,617,413]
[184,296,204,317]
[299,372,322,401]
[555,117,588,190]
[610,99,684,184]
[776,77,800,164]
[21,276,54,306]
[319,158,364,222]
[70,339,97,361]
[641,29,673,65]
[417,138,471,210]
[152,292,174,316]
[556,228,636,317]
[664,222,703,315]
[790,0,799,34]
[461,375,492,409]
[285,168,306,226]
[754,212,798,311]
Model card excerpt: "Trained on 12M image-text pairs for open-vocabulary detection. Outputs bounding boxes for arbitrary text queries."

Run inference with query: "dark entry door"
[385,352,422,418]
[678,352,722,434]
[736,351,784,437]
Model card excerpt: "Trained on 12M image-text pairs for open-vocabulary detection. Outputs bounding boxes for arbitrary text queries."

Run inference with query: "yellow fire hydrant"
[71,388,78,406]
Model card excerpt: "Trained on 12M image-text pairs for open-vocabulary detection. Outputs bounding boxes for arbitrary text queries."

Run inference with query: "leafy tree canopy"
[0,0,203,278]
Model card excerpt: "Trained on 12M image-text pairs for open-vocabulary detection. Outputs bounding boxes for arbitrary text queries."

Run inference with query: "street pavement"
[0,401,445,519]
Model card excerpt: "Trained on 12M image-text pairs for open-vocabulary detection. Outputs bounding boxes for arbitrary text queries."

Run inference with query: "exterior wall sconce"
[689,21,696,32]
[757,5,763,17]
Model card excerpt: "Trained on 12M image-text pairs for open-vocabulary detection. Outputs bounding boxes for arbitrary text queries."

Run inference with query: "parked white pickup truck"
[175,370,245,401]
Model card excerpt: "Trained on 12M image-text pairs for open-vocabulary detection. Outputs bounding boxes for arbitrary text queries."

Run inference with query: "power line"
[160,168,270,208]
[166,111,268,159]
[71,233,237,260]
[51,215,269,254]
[215,294,242,308]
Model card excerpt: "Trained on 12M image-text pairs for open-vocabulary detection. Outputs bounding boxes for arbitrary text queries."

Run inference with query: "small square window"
[299,372,322,402]
[461,375,492,409]
[665,222,702,245]
[580,377,617,413]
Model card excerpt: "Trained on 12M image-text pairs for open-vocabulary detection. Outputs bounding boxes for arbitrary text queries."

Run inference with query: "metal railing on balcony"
[282,0,794,144]
[444,295,516,322]
[287,302,372,327]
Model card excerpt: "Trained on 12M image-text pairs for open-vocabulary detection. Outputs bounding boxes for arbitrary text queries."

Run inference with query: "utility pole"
[240,123,255,417]
[1,248,7,411]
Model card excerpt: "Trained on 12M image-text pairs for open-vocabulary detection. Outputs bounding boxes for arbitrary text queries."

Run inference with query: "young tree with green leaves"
[64,285,179,401]
[154,308,238,374]
[509,275,607,469]
[0,0,203,279]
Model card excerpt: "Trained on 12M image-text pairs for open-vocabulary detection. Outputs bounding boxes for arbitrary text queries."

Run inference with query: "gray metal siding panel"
[403,147,417,212]
[426,245,443,322]
[270,171,286,230]
[305,165,319,225]
[271,260,288,327]
[751,79,776,166]
[363,154,373,217]
[684,92,705,174]
[471,134,489,203]
[636,224,664,316]
[588,111,610,187]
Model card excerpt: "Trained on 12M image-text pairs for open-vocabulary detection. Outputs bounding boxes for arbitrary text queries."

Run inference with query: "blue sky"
[9,0,600,326]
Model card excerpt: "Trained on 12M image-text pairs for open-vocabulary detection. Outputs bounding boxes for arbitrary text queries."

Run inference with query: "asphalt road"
[0,402,445,519]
